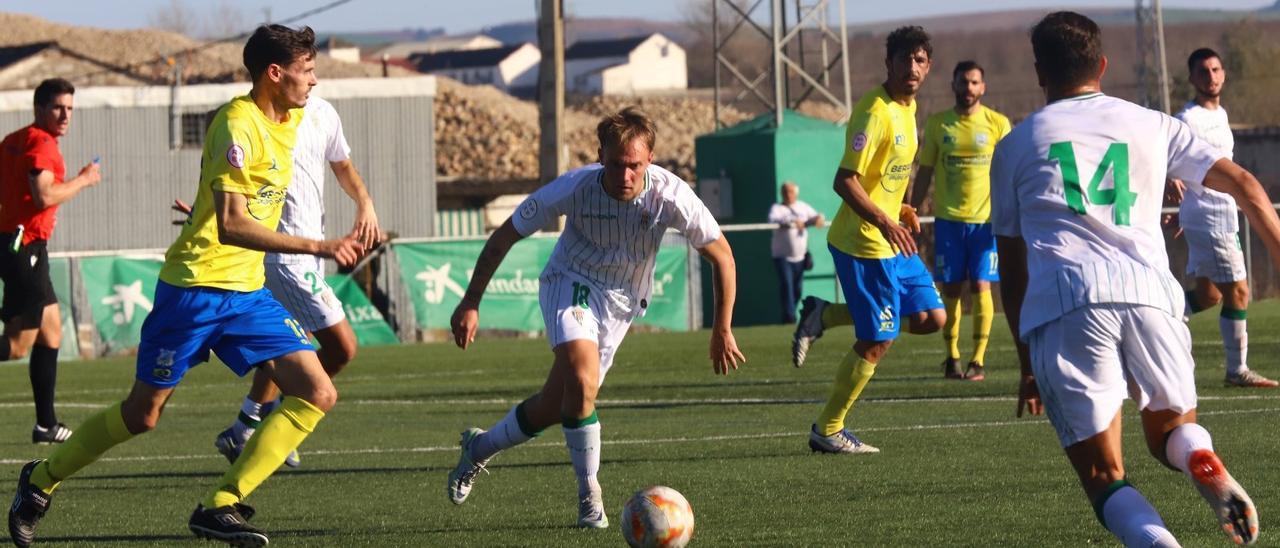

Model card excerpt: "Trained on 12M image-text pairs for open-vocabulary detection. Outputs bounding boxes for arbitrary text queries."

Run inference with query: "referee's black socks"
[29,344,58,428]
[0,337,9,361]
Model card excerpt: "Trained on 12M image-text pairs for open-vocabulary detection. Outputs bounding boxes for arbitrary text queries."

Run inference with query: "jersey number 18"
[1048,141,1135,226]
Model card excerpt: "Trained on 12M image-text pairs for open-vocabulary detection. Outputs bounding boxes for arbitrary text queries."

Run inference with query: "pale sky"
[0,0,1272,34]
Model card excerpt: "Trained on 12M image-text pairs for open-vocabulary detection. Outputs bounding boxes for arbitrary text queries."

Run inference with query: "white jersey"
[1176,101,1236,233]
[512,163,721,316]
[767,200,819,262]
[265,96,352,265]
[991,93,1225,337]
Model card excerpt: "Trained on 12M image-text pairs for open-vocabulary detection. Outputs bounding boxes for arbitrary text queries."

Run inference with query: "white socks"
[1165,422,1214,476]
[1101,485,1180,548]
[1220,314,1247,377]
[472,404,536,462]
[231,397,263,442]
[564,422,602,498]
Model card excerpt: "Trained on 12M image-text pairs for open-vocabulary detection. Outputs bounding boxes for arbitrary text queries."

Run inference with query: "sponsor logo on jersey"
[851,132,868,151]
[975,132,989,147]
[226,144,245,168]
[246,185,286,221]
[894,134,906,146]
[581,212,619,220]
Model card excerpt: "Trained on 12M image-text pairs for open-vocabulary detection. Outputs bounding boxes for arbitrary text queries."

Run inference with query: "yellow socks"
[971,290,994,365]
[821,304,853,329]
[32,402,136,494]
[204,396,325,508]
[943,295,962,360]
[816,353,877,436]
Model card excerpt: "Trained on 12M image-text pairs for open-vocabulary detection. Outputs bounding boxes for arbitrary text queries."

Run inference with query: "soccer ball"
[620,485,695,548]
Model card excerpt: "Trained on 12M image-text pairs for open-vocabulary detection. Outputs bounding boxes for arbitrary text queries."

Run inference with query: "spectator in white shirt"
[768,182,824,323]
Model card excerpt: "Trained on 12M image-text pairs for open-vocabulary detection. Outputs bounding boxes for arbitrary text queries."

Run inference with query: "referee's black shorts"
[0,236,57,328]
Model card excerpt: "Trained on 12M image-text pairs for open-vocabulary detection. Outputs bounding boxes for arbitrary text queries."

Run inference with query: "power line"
[70,0,356,83]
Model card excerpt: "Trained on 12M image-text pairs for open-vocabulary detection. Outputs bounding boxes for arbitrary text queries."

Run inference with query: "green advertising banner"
[393,238,690,333]
[79,256,162,354]
[0,257,77,361]
[634,245,688,330]
[394,239,551,331]
[326,275,399,346]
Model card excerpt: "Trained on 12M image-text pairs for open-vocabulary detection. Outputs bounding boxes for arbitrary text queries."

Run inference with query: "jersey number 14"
[1048,141,1135,226]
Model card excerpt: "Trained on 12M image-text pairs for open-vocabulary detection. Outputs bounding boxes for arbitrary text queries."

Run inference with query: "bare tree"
[148,0,197,36]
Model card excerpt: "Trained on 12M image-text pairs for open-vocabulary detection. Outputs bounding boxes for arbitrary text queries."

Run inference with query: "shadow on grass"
[33,527,332,544]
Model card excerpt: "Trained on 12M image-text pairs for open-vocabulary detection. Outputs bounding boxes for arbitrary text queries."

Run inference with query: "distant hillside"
[850,6,1279,34]
[479,17,697,46]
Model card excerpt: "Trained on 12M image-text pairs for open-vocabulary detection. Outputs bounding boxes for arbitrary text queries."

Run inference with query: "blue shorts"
[135,280,315,388]
[934,218,999,284]
[832,246,944,342]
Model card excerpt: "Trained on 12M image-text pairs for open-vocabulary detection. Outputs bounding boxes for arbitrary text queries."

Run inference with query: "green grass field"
[2,301,1279,547]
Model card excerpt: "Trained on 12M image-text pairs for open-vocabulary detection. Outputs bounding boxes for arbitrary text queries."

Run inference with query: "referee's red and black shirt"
[0,124,65,244]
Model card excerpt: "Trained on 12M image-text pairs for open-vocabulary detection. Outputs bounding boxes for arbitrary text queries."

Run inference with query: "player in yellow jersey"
[909,61,1011,381]
[802,26,945,454]
[8,25,364,548]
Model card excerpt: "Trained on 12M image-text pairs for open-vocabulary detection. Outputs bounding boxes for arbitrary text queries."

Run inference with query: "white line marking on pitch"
[1,407,1275,466]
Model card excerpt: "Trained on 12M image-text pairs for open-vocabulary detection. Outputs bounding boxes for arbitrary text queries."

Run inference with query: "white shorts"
[1027,303,1197,448]
[539,271,633,386]
[264,261,346,333]
[1185,229,1246,283]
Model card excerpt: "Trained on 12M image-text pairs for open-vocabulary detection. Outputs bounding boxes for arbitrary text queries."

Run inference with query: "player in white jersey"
[993,13,1280,546]
[210,96,381,466]
[1169,48,1276,388]
[445,107,745,529]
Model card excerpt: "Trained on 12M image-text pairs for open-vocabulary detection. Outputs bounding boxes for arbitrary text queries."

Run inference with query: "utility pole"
[537,0,565,184]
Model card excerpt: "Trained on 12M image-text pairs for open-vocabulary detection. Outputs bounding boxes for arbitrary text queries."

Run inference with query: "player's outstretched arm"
[331,159,381,249]
[833,168,917,256]
[696,236,746,374]
[28,161,100,209]
[1203,159,1280,267]
[996,235,1042,418]
[450,218,525,349]
[213,189,363,267]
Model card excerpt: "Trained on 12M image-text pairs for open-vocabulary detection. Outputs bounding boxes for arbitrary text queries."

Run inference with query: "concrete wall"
[0,77,437,252]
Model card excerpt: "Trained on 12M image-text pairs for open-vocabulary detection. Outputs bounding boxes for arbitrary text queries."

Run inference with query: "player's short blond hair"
[596,107,657,153]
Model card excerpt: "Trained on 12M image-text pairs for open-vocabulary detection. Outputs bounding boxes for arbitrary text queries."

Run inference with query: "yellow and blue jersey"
[160,96,303,291]
[828,86,918,259]
[919,105,1011,223]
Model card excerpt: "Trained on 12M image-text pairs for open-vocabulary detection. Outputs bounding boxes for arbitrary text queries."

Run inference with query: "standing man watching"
[1171,48,1276,388]
[767,182,823,324]
[0,78,101,444]
[909,61,1011,381]
[804,26,945,455]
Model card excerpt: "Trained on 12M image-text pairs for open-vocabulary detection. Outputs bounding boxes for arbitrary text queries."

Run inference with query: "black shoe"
[942,358,964,379]
[31,423,71,445]
[9,460,51,548]
[792,296,830,367]
[188,504,268,547]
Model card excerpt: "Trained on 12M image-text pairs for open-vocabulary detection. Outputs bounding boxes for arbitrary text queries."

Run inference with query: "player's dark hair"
[33,78,74,107]
[1187,47,1220,74]
[1031,11,1104,89]
[243,24,317,82]
[885,26,932,61]
[597,107,657,152]
[953,60,984,81]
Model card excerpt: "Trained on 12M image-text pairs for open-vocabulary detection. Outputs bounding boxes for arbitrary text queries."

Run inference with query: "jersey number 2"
[1048,141,1135,226]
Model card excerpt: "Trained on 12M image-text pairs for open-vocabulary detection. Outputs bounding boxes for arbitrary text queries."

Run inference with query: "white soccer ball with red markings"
[621,485,695,548]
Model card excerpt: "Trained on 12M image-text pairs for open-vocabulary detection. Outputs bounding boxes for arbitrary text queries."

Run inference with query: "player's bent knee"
[908,310,946,334]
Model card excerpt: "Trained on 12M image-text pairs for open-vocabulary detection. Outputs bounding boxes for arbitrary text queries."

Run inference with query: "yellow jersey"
[828,86,918,259]
[919,105,1011,223]
[159,96,302,291]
